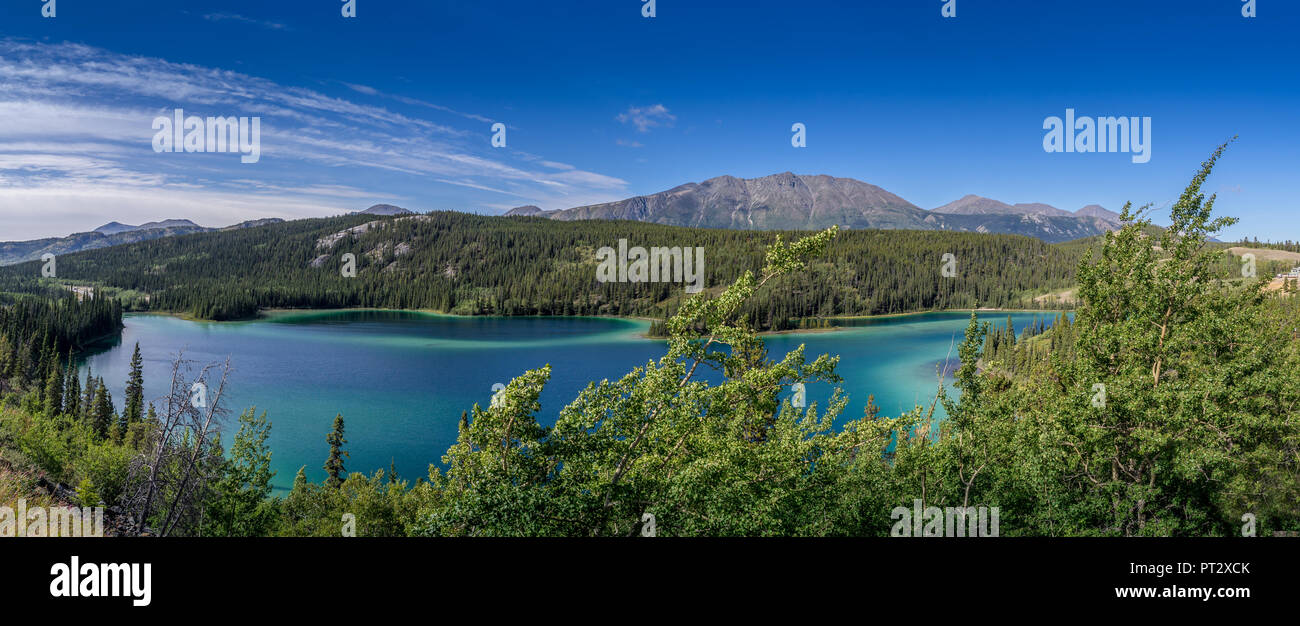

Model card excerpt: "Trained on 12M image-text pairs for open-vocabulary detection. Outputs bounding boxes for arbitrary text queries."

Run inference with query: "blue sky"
[0,0,1296,241]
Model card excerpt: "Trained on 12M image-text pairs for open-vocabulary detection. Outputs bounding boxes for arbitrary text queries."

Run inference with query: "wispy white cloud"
[343,81,496,125]
[617,104,675,133]
[203,13,288,31]
[0,39,629,239]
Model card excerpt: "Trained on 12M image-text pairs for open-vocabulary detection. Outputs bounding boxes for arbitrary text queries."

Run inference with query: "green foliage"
[205,408,279,537]
[914,142,1300,536]
[75,477,100,509]
[278,466,433,537]
[73,438,134,506]
[416,228,856,536]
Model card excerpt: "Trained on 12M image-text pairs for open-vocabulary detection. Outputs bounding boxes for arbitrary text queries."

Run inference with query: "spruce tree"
[81,363,96,421]
[91,379,114,439]
[123,342,144,426]
[62,351,80,419]
[323,414,348,488]
[43,363,63,417]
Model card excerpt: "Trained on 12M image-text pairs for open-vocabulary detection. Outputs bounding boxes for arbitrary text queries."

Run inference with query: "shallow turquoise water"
[82,310,1059,492]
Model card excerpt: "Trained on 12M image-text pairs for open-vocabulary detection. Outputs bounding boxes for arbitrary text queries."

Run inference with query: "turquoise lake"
[81,310,1060,492]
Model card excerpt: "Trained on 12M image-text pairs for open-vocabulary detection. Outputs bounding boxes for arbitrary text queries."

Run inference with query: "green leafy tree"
[206,408,278,536]
[423,228,849,536]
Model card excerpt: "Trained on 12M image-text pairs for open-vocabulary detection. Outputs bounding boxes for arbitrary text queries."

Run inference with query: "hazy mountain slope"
[508,173,1120,242]
[922,212,1121,242]
[1074,204,1124,224]
[931,195,1018,215]
[0,225,209,266]
[356,204,415,216]
[509,173,930,231]
[1,218,284,266]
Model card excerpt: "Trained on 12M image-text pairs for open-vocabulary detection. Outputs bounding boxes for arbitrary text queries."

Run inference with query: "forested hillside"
[0,212,1086,328]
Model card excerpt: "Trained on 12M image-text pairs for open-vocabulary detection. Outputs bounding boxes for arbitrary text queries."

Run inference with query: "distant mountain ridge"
[1074,204,1123,222]
[506,173,1126,243]
[356,204,414,216]
[4,208,407,267]
[93,219,204,235]
[930,195,1123,225]
[0,217,283,266]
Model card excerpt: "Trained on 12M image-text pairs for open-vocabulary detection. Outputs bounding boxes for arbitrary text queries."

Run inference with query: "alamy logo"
[1091,383,1107,408]
[1241,253,1256,278]
[791,382,806,408]
[50,556,151,607]
[940,253,957,278]
[1043,109,1151,164]
[152,108,262,164]
[596,240,705,294]
[190,382,207,409]
[1,499,104,537]
[890,499,1000,537]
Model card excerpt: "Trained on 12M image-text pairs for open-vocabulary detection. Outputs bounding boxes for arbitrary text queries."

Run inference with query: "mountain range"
[355,204,415,216]
[0,204,421,266]
[506,173,1124,243]
[0,218,284,266]
[2,176,1122,267]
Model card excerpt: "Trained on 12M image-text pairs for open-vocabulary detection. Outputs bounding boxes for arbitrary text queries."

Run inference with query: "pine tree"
[62,351,80,419]
[323,414,348,488]
[123,342,144,427]
[39,331,56,385]
[43,363,63,417]
[81,363,96,422]
[91,378,114,439]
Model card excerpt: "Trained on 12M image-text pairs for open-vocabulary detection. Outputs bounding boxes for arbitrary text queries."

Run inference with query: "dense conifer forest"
[0,212,1086,328]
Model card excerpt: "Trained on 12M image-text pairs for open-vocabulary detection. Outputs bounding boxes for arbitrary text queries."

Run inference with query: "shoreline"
[828,307,1073,322]
[123,306,1075,339]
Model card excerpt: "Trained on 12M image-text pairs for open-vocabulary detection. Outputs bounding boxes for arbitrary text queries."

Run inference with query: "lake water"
[81,310,1059,492]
